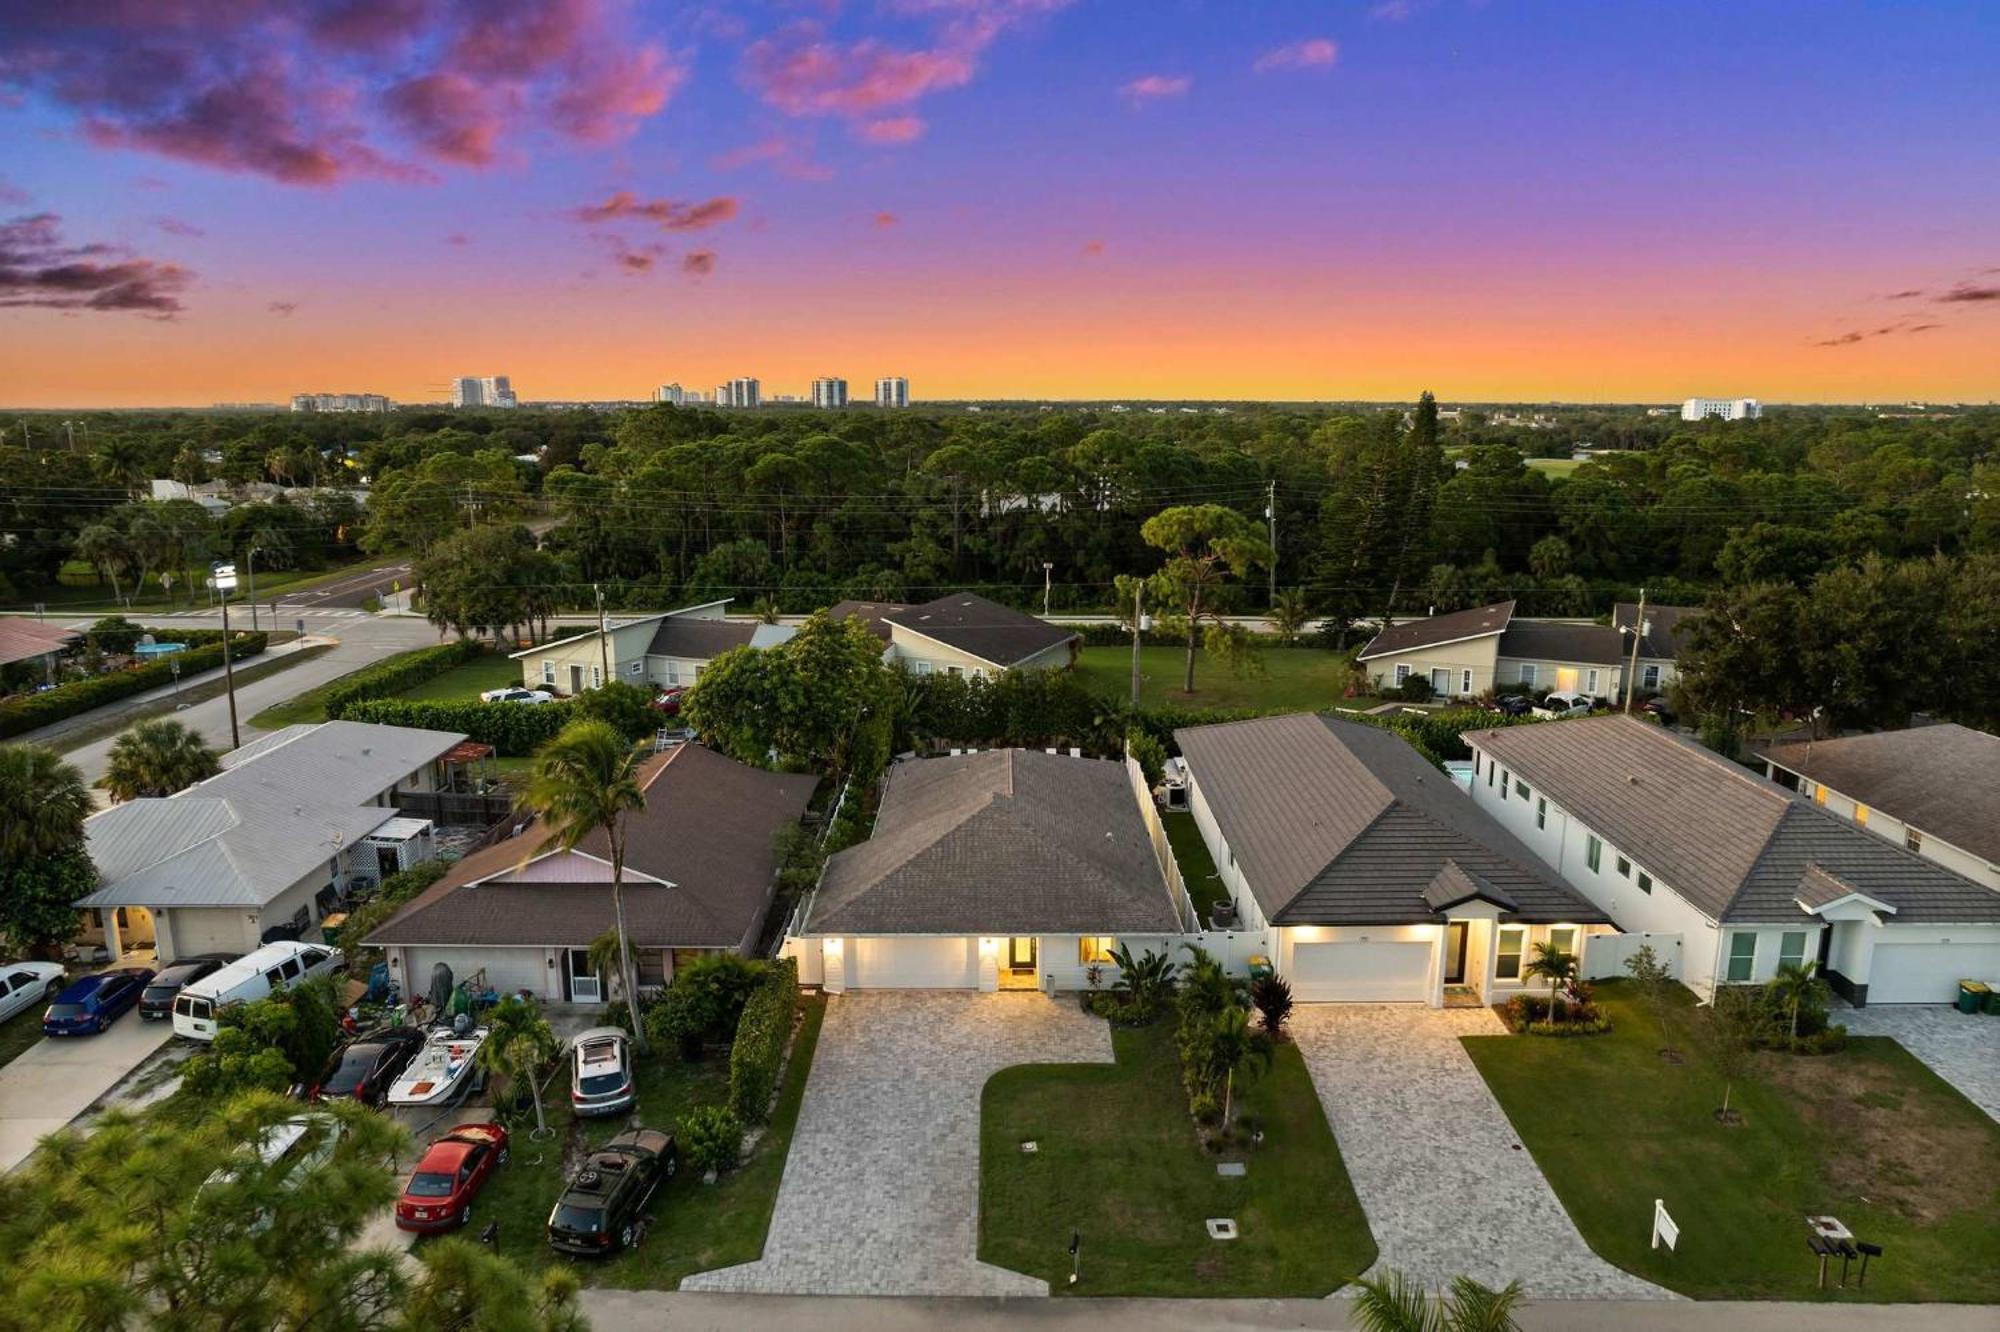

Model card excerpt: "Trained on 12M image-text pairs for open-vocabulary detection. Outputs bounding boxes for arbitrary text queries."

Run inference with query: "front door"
[1007,936,1037,971]
[569,664,585,696]
[1443,921,1468,984]
[566,949,602,1003]
[1430,667,1453,697]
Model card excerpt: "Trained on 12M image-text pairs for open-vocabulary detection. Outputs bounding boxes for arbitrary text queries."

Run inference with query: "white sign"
[1651,1198,1679,1252]
[210,562,239,592]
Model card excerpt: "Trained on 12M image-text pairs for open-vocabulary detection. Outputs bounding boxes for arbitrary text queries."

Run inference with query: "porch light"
[978,937,1000,956]
[824,937,843,956]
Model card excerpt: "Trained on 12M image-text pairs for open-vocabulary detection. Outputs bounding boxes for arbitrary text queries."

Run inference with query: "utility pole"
[1130,581,1145,710]
[1266,480,1278,608]
[1623,586,1647,713]
[246,544,260,632]
[1042,562,1053,618]
[594,583,611,689]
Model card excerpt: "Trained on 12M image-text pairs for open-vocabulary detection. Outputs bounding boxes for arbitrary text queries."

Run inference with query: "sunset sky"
[1,0,1995,407]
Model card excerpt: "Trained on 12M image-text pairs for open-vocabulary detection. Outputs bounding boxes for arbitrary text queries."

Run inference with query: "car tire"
[619,1222,635,1250]
[45,980,62,998]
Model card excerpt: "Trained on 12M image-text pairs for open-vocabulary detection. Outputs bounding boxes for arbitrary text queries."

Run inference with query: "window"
[1585,835,1602,872]
[946,664,963,677]
[1515,777,1530,800]
[1462,668,1473,694]
[541,660,555,685]
[1637,871,1653,894]
[1725,932,1757,984]
[1906,828,1923,853]
[1535,796,1546,830]
[1548,926,1577,958]
[1394,663,1411,685]
[1495,927,1526,980]
[1474,754,1482,777]
[627,660,643,676]
[914,660,932,675]
[1641,664,1661,690]
[637,950,667,987]
[589,664,603,689]
[1518,663,1538,687]
[1586,669,1600,693]
[1487,759,1496,787]
[1079,936,1115,965]
[1778,931,1808,970]
[1854,804,1869,827]
[1813,783,1828,806]
[1616,855,1631,878]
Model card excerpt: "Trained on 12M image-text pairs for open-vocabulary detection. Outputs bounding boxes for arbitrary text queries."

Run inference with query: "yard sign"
[1651,1198,1679,1252]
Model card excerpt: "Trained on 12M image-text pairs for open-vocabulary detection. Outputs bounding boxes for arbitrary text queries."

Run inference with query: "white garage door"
[1291,941,1432,1002]
[854,937,975,989]
[1869,942,2000,1005]
[165,909,252,959]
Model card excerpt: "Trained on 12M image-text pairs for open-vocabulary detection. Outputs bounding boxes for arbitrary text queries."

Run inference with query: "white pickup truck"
[1532,690,1596,720]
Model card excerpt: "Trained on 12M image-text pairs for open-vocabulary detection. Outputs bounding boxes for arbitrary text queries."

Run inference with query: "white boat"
[385,1026,488,1108]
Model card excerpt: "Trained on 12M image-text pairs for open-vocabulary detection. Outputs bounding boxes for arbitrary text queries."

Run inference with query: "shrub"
[182,974,342,1098]
[680,1104,744,1175]
[321,640,482,719]
[1394,675,1435,703]
[1125,727,1167,787]
[336,858,451,965]
[644,954,768,1058]
[338,697,578,755]
[0,632,267,739]
[728,958,798,1124]
[85,616,146,654]
[1505,991,1609,1033]
[1083,993,1160,1026]
[1249,973,1293,1037]
[571,680,658,742]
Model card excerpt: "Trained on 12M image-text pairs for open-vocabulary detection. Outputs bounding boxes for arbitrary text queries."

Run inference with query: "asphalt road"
[275,561,413,610]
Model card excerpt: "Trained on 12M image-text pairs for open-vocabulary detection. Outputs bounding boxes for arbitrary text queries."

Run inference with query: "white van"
[172,940,345,1041]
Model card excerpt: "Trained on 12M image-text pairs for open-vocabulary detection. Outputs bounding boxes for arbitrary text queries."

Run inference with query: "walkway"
[0,1015,173,1171]
[1836,1003,1999,1123]
[1289,1005,1673,1300]
[682,991,1112,1296]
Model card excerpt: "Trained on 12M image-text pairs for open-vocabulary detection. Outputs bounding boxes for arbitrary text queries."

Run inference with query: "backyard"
[250,646,520,729]
[1074,644,1368,712]
[446,994,825,1289]
[979,1020,1376,1296]
[1463,983,2000,1302]
[1162,812,1229,924]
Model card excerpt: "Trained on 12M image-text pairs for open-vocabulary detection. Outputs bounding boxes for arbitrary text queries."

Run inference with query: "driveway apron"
[1290,1005,1674,1300]
[682,991,1113,1296]
[1835,1003,1999,1123]
[0,1017,174,1172]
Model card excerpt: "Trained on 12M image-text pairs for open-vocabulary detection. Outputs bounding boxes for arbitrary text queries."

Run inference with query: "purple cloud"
[1121,74,1190,103]
[152,216,204,237]
[681,248,716,276]
[1255,39,1338,73]
[1936,283,2000,303]
[572,192,740,231]
[267,300,297,315]
[0,212,193,316]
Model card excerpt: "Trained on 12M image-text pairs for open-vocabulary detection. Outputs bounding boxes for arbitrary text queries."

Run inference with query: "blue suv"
[43,967,155,1036]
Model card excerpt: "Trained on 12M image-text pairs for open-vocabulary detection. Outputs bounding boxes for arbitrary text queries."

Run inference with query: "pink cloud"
[1080,238,1104,256]
[858,115,926,144]
[151,216,204,237]
[443,231,471,246]
[711,131,834,180]
[875,211,898,227]
[1121,74,1190,103]
[1254,38,1337,73]
[682,249,716,276]
[573,191,740,231]
[383,72,504,166]
[0,212,193,317]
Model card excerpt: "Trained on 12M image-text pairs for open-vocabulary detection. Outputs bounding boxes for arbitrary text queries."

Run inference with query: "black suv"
[137,955,235,1020]
[545,1128,677,1255]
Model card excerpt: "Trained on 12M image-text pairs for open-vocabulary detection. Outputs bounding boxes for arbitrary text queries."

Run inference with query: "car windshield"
[578,1071,627,1096]
[47,1002,87,1018]
[321,1048,377,1093]
[551,1204,602,1233]
[406,1171,456,1198]
[141,984,179,1002]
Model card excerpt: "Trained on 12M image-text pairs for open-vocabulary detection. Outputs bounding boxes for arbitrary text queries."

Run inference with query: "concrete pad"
[0,1016,174,1171]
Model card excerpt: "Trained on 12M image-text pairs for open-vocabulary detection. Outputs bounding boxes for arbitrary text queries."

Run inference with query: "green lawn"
[1524,457,1585,476]
[1075,644,1367,712]
[391,651,523,703]
[980,1020,1376,1296]
[247,643,514,730]
[1162,812,1229,924]
[446,994,824,1289]
[0,995,63,1072]
[1463,983,2000,1302]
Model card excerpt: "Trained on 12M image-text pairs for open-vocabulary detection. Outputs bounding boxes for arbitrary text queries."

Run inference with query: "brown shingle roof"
[366,744,817,949]
[1495,620,1627,668]
[646,616,756,659]
[1356,601,1513,661]
[805,749,1181,935]
[1764,724,2000,866]
[824,600,910,643]
[883,593,1076,667]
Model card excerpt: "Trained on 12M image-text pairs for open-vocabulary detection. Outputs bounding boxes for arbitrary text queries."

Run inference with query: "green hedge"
[322,640,484,719]
[336,696,581,755]
[728,957,798,1125]
[0,632,268,740]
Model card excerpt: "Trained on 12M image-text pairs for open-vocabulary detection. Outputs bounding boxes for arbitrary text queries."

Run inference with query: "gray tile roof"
[805,749,1181,935]
[367,744,817,949]
[1356,601,1513,661]
[1764,724,2000,866]
[1495,620,1627,668]
[1173,714,1606,927]
[1422,860,1517,913]
[80,720,465,909]
[883,594,1077,668]
[1468,715,2000,925]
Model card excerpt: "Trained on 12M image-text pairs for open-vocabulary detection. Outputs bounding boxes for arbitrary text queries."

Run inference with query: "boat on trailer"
[386,1026,489,1108]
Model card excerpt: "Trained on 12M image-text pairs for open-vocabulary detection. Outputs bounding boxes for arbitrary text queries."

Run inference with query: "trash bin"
[1984,987,2000,1016]
[1246,954,1274,981]
[1956,979,1988,1015]
[319,911,348,946]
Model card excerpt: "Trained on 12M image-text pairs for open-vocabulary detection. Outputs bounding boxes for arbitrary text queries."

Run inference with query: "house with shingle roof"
[366,743,816,1005]
[1173,713,1612,1006]
[871,592,1079,677]
[787,748,1186,993]
[1467,715,2000,1005]
[509,599,795,696]
[1355,600,1694,702]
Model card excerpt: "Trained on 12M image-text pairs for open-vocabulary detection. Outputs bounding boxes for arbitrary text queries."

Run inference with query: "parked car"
[0,961,66,1025]
[306,1026,428,1106]
[43,967,154,1036]
[198,1113,344,1232]
[1484,693,1534,717]
[1642,696,1678,726]
[173,941,343,1041]
[137,955,235,1021]
[647,686,687,715]
[480,687,555,704]
[545,1128,678,1255]
[394,1123,509,1233]
[1532,690,1595,720]
[569,1027,635,1117]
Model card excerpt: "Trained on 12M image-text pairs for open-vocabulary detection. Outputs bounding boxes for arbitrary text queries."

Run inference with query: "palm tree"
[101,719,220,802]
[476,994,559,1138]
[1523,940,1578,1025]
[1768,960,1829,1041]
[516,719,650,1052]
[1269,586,1313,640]
[0,743,92,863]
[1352,1270,1525,1332]
[587,929,631,1009]
[1204,1005,1273,1128]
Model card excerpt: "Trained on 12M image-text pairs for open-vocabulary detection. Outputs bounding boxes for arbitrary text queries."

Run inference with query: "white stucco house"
[1355,600,1694,702]
[826,592,1079,677]
[510,599,794,695]
[1173,713,1617,1008]
[1467,715,2000,1005]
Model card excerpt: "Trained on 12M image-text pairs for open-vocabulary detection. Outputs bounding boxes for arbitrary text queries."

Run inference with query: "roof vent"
[1627,774,1639,784]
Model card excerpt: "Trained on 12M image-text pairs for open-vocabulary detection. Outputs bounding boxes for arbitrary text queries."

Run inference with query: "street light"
[1042,562,1054,618]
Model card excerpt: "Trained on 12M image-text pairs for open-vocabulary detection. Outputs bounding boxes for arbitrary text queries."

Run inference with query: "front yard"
[390,649,522,703]
[1074,644,1369,712]
[446,993,824,1289]
[979,1019,1376,1296]
[1463,983,2000,1302]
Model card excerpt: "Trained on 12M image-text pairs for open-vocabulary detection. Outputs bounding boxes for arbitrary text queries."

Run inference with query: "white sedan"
[479,687,556,704]
[0,961,66,1024]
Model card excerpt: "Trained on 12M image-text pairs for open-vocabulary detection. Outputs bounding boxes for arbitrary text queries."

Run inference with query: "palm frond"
[1351,1269,1445,1332]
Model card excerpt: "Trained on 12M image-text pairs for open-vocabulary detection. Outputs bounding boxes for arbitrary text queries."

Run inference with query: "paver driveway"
[1291,1005,1673,1300]
[682,990,1111,1296]
[1836,1003,1999,1122]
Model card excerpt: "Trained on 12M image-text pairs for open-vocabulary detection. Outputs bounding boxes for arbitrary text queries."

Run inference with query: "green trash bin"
[1246,954,1274,981]
[1985,987,2000,1016]
[1957,980,1989,1015]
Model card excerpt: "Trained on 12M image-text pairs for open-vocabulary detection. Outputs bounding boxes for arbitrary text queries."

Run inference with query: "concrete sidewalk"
[13,635,330,751]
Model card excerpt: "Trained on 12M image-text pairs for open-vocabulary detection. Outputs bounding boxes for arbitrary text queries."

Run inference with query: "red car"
[394,1123,509,1233]
[648,686,687,715]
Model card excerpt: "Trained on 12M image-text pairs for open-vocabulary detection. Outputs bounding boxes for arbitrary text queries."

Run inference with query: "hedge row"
[322,640,484,720]
[336,696,580,755]
[728,957,798,1125]
[0,632,269,740]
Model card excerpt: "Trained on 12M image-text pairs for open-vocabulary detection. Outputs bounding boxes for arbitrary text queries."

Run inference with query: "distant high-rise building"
[654,383,686,405]
[875,376,910,408]
[811,377,849,408]
[717,377,761,408]
[291,392,390,413]
[451,375,518,408]
[1681,396,1760,422]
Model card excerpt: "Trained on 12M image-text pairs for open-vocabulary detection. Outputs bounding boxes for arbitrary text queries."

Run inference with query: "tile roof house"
[1173,713,1611,1005]
[1355,600,1694,702]
[78,720,467,963]
[367,743,817,1005]
[1466,715,2000,1005]
[788,749,1186,993]
[1763,724,2000,892]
